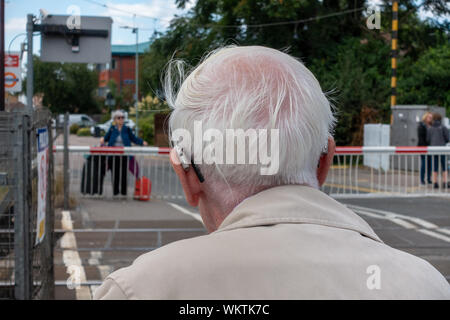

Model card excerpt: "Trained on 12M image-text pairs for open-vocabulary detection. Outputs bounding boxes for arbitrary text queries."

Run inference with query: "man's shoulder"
[99,234,217,298]
[95,225,450,299]
[379,245,450,297]
[136,233,213,263]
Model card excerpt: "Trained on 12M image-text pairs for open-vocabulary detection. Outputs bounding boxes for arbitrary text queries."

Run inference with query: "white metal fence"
[53,145,450,201]
[325,146,450,198]
[53,146,185,201]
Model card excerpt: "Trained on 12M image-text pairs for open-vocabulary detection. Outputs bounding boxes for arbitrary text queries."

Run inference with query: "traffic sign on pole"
[4,52,22,93]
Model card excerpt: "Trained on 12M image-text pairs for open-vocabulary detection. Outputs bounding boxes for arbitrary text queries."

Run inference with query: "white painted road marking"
[347,205,450,243]
[61,211,91,300]
[417,229,450,243]
[168,202,203,224]
[389,217,418,230]
[88,251,102,266]
[437,228,450,236]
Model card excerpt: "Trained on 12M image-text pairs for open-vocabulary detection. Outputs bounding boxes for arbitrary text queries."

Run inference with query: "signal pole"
[134,27,139,136]
[26,14,34,111]
[391,1,398,108]
[1,0,5,111]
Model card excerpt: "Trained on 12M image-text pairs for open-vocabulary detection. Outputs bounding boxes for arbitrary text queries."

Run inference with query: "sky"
[4,0,195,55]
[4,0,448,58]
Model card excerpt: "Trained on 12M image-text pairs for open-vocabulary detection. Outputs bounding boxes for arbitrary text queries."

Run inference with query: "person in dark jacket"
[100,110,148,196]
[418,112,433,185]
[426,113,450,189]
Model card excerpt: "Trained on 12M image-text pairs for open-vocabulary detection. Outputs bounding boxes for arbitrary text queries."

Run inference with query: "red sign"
[5,54,20,68]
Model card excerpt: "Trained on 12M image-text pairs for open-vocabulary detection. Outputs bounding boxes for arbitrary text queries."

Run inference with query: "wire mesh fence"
[0,112,16,299]
[0,109,54,300]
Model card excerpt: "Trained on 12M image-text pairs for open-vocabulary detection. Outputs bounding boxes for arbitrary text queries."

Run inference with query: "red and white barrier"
[52,145,450,199]
[54,145,450,155]
[335,146,450,155]
[53,145,171,155]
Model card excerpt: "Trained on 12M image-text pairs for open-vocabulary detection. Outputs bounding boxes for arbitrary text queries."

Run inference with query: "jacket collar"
[432,120,442,127]
[214,185,382,243]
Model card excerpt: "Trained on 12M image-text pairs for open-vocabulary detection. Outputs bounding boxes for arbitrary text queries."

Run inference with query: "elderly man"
[94,46,450,299]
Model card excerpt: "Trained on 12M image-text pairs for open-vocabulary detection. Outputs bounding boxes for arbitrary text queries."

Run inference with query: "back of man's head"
[432,112,442,122]
[165,46,335,208]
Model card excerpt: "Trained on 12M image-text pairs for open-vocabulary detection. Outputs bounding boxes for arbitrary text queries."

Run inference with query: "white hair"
[113,110,124,119]
[165,46,335,208]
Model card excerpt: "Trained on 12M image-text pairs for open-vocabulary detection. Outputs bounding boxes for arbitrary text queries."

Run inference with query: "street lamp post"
[134,27,139,136]
[120,25,140,136]
[26,14,34,112]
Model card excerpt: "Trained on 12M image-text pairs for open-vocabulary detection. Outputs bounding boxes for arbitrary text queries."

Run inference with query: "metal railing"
[54,145,450,201]
[53,146,184,201]
[324,146,450,198]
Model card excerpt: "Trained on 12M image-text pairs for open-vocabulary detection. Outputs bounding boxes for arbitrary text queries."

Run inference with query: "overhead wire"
[80,0,366,29]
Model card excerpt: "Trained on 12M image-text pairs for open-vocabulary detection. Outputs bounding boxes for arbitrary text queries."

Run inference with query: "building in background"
[97,41,151,98]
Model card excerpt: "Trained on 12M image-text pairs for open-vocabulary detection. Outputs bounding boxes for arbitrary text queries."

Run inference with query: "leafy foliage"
[30,56,100,114]
[140,0,449,144]
[398,43,450,113]
[76,127,92,136]
[309,36,391,145]
[138,115,155,145]
[129,94,171,144]
[69,124,80,135]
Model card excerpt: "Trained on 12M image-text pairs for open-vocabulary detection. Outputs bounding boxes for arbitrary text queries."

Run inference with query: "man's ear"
[169,149,202,207]
[317,137,336,187]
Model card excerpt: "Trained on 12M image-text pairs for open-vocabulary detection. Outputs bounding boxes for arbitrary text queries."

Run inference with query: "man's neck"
[199,184,275,232]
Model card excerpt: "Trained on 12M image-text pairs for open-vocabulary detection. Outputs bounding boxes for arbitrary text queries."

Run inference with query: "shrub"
[135,114,155,145]
[77,127,91,136]
[100,112,111,123]
[69,123,80,134]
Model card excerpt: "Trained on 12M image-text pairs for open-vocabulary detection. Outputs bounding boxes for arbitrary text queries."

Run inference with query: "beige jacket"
[94,185,450,299]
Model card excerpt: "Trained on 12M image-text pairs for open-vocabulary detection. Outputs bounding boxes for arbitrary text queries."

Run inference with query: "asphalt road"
[339,196,450,283]
[52,194,450,300]
[53,197,205,299]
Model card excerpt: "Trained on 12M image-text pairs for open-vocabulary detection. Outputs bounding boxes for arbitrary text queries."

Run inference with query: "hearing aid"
[174,145,190,171]
[174,145,205,183]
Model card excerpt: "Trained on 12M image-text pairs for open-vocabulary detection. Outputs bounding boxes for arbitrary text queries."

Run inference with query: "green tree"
[398,43,450,112]
[140,0,449,145]
[30,56,100,114]
[309,36,392,145]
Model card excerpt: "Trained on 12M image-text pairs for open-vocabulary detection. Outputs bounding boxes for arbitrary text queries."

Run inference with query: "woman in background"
[427,113,450,189]
[100,110,148,196]
[418,112,432,185]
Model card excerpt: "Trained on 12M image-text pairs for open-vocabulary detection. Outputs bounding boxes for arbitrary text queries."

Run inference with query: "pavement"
[53,197,205,299]
[52,194,450,300]
[55,134,100,147]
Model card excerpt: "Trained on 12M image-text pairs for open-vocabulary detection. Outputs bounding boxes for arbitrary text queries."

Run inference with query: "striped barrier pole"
[53,146,171,155]
[53,145,450,155]
[391,1,399,107]
[335,146,450,155]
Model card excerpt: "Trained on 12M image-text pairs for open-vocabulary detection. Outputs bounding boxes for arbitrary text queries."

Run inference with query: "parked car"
[57,114,96,128]
[91,119,136,137]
